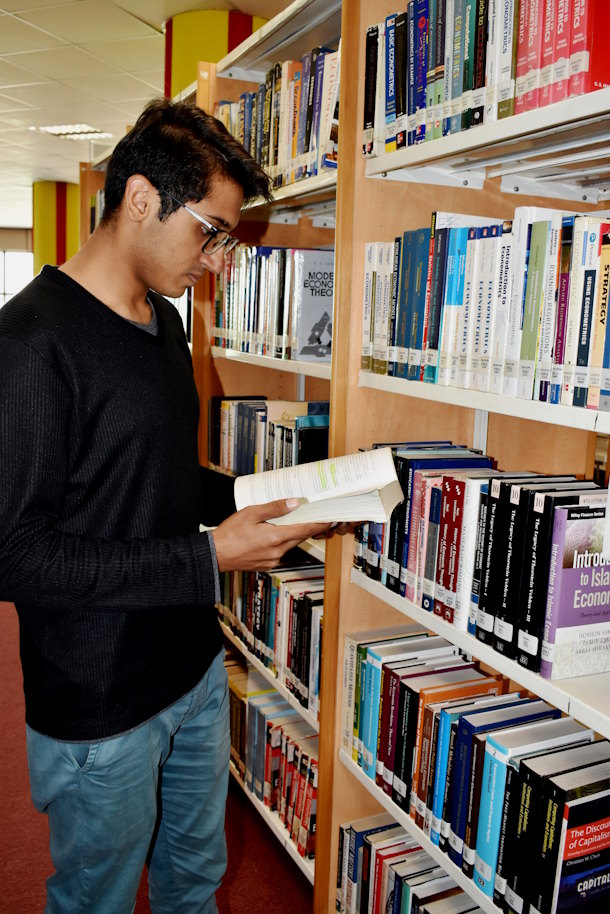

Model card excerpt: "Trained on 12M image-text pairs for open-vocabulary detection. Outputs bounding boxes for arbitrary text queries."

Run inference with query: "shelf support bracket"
[472,408,489,454]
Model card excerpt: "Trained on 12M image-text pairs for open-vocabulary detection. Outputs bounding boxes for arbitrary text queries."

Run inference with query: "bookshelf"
[74,0,610,908]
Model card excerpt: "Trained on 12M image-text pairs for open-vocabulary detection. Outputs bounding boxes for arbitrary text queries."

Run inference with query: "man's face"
[139,175,244,298]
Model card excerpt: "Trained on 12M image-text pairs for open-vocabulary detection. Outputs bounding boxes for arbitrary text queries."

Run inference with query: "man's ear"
[124,175,156,223]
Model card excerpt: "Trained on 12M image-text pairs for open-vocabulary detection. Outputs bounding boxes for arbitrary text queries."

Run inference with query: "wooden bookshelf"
[75,1,610,909]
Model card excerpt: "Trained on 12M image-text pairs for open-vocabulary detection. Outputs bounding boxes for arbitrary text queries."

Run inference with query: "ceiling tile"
[0,15,68,54]
[2,80,94,108]
[0,0,81,10]
[79,35,164,73]
[7,45,119,80]
[16,0,160,44]
[61,72,160,104]
[0,55,47,88]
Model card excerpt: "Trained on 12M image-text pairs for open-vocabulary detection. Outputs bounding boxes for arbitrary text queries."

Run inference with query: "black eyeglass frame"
[161,189,239,255]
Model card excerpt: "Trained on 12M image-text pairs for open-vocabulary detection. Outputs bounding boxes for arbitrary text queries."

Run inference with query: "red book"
[523,0,545,111]
[433,475,454,620]
[550,0,572,103]
[539,0,556,107]
[570,0,610,97]
[515,0,531,113]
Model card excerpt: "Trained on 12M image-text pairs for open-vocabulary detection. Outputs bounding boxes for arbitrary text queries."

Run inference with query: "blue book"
[385,14,398,152]
[255,83,265,163]
[388,235,403,376]
[309,50,327,177]
[413,0,428,144]
[427,692,523,845]
[446,699,559,867]
[394,230,417,380]
[406,1,417,146]
[407,227,432,379]
[473,716,594,897]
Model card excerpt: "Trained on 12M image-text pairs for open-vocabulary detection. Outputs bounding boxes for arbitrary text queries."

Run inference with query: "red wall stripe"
[55,182,66,266]
[228,11,253,52]
[164,16,173,99]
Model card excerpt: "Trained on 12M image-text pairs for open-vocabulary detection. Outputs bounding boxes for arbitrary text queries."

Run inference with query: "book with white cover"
[234,447,403,525]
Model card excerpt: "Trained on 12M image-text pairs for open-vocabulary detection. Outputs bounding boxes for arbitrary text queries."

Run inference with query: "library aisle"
[0,603,313,914]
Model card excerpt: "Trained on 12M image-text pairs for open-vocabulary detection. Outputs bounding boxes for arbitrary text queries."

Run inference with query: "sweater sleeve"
[0,337,217,610]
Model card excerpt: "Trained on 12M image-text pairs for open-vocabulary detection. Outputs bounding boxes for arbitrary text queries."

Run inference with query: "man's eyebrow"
[206,213,232,230]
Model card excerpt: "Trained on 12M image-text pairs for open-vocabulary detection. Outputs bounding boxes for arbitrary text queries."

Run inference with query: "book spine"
[522,0,544,111]
[450,0,465,133]
[534,215,562,402]
[407,2,417,146]
[461,733,486,878]
[538,0,556,108]
[433,0,447,138]
[470,0,489,126]
[550,0,572,103]
[388,236,403,376]
[573,231,600,407]
[363,26,380,154]
[586,226,610,409]
[497,0,519,119]
[422,484,443,612]
[425,0,438,142]
[385,15,398,153]
[395,12,409,149]
[568,0,588,96]
[439,721,459,852]
[414,0,429,144]
[539,508,568,679]
[514,0,530,113]
[473,740,509,896]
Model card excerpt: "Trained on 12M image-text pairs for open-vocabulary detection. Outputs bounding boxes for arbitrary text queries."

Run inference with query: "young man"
[0,99,333,913]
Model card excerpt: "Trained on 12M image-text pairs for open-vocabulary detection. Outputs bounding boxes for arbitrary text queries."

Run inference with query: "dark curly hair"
[101,97,272,224]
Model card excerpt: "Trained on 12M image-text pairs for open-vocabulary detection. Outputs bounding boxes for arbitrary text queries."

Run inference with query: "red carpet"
[0,602,312,913]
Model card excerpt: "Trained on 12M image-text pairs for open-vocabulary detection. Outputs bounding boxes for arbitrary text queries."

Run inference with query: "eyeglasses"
[161,190,239,255]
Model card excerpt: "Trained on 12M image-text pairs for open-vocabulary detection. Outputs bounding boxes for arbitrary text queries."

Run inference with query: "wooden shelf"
[230,761,315,884]
[220,619,320,732]
[216,0,341,83]
[339,750,500,914]
[365,88,610,203]
[351,569,610,740]
[359,371,610,434]
[211,345,331,379]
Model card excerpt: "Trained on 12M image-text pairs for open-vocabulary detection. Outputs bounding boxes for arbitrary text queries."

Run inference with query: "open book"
[233,447,403,525]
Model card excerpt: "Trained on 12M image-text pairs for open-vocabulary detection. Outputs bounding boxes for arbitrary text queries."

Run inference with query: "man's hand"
[212,499,333,572]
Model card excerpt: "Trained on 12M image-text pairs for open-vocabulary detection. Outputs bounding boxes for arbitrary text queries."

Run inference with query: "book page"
[234,447,398,509]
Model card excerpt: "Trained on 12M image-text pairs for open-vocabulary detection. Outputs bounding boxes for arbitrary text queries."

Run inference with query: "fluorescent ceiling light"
[29,123,113,141]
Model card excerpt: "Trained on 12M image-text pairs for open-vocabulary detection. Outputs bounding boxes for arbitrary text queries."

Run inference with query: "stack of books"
[213,245,334,364]
[353,440,609,680]
[362,1,610,155]
[215,42,340,188]
[362,208,610,410]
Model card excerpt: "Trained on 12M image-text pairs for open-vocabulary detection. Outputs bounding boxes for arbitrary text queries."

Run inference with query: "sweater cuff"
[205,531,221,605]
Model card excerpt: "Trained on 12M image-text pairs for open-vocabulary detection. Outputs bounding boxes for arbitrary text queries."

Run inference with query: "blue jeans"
[26,649,230,914]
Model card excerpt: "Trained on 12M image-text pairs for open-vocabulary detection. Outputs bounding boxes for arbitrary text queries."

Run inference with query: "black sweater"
[0,266,230,740]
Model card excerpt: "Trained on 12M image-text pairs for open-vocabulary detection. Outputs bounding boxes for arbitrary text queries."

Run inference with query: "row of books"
[215,43,340,189]
[363,1,609,156]
[340,627,610,912]
[213,245,334,363]
[208,397,329,476]
[338,810,485,914]
[219,550,325,719]
[362,207,610,410]
[225,656,318,859]
[353,440,609,680]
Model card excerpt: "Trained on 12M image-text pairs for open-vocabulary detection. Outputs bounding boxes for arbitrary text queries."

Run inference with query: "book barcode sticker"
[440,819,450,838]
[463,844,476,865]
[574,366,589,387]
[386,559,400,578]
[393,776,407,798]
[504,358,518,379]
[376,759,384,776]
[471,88,485,109]
[494,618,513,642]
[448,831,463,854]
[475,856,492,881]
[570,50,589,76]
[554,58,569,81]
[383,766,393,785]
[504,887,523,912]
[415,796,426,817]
[517,630,538,656]
[476,608,494,632]
[430,814,441,836]
[409,348,422,367]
